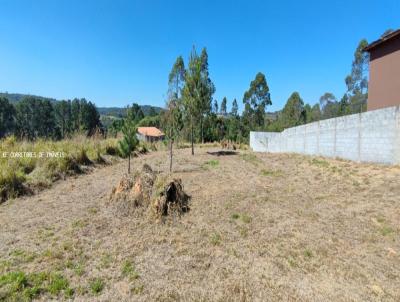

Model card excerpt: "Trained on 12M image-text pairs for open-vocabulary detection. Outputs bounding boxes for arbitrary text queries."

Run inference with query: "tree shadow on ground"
[207,151,238,156]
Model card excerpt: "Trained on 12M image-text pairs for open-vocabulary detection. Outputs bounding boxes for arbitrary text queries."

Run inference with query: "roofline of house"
[364,29,400,52]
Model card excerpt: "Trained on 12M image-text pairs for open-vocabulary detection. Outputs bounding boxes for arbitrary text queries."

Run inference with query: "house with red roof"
[136,127,165,143]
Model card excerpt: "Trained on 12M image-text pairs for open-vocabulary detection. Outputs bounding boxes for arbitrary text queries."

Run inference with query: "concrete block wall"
[249,132,280,152]
[250,105,400,165]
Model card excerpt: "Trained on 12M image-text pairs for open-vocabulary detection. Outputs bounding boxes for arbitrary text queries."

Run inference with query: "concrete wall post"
[317,121,320,155]
[333,118,337,156]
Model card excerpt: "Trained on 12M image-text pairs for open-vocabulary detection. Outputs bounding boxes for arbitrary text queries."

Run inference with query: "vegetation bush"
[0,135,121,203]
[74,148,92,166]
[0,166,27,203]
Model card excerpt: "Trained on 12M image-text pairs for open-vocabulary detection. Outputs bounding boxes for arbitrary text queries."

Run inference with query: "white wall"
[250,106,400,165]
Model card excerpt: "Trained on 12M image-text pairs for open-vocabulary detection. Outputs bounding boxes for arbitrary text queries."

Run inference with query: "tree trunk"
[191,115,194,155]
[169,139,173,173]
[128,154,131,174]
[201,117,204,144]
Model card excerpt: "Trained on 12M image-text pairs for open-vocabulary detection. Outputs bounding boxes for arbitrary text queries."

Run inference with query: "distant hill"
[0,92,57,104]
[97,105,163,118]
[0,92,164,118]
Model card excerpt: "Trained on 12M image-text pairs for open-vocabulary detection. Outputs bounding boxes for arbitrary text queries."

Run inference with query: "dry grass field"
[0,148,399,301]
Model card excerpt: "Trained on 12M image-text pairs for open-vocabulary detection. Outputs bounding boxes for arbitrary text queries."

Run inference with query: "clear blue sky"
[0,0,399,112]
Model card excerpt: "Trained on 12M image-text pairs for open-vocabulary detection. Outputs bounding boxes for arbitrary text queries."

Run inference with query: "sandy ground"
[0,148,399,301]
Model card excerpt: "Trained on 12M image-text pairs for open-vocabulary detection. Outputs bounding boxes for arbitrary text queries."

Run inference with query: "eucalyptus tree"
[198,48,215,143]
[213,99,219,114]
[231,98,238,117]
[168,56,185,101]
[243,72,271,129]
[182,47,203,155]
[165,56,185,171]
[345,39,369,113]
[220,97,227,116]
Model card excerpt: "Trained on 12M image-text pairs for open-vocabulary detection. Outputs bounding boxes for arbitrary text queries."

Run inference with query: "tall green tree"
[241,103,253,139]
[127,103,144,124]
[243,72,271,129]
[345,39,369,113]
[319,92,338,119]
[213,99,219,114]
[220,97,227,116]
[168,56,186,100]
[281,92,305,128]
[71,99,81,131]
[119,108,139,174]
[198,48,215,143]
[55,100,72,138]
[82,101,101,135]
[165,57,186,171]
[39,100,56,138]
[163,99,183,172]
[182,47,203,155]
[231,98,238,116]
[338,94,351,116]
[0,97,16,138]
[310,103,321,121]
[304,104,313,123]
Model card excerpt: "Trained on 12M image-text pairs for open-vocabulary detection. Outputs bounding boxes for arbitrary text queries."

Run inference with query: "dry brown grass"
[0,148,399,301]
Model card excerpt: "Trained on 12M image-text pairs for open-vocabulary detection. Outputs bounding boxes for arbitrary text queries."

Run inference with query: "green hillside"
[0,92,163,118]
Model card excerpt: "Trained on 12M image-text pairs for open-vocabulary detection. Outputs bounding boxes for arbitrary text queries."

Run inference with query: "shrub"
[137,143,148,154]
[0,136,122,203]
[89,278,104,295]
[0,167,26,203]
[74,148,92,166]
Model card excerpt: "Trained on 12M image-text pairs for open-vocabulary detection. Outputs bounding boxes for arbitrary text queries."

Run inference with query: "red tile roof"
[137,127,164,137]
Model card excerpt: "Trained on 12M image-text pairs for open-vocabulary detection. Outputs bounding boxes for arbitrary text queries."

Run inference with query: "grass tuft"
[210,232,222,246]
[380,226,394,236]
[203,159,219,168]
[240,153,260,164]
[0,271,72,301]
[122,260,140,280]
[310,158,329,168]
[89,278,104,295]
[261,169,283,177]
[231,213,240,220]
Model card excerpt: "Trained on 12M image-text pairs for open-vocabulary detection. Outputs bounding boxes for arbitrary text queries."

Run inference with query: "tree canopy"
[243,72,271,128]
